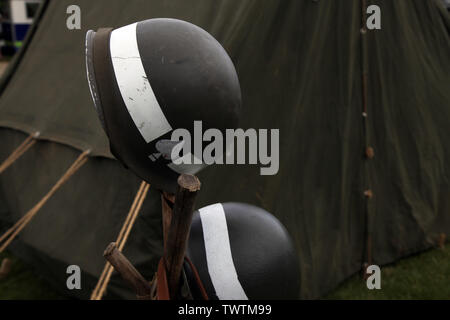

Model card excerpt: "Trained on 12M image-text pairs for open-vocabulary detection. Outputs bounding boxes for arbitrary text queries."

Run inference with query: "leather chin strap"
[156,258,170,300]
[184,257,209,300]
[156,257,209,300]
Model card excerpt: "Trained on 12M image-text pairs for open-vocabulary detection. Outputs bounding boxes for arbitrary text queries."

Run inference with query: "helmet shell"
[186,202,300,300]
[86,19,242,192]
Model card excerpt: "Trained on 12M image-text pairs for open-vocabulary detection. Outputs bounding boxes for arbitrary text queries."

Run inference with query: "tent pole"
[360,0,374,275]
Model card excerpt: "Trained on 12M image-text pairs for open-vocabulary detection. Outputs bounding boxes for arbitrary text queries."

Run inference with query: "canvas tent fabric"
[0,0,449,299]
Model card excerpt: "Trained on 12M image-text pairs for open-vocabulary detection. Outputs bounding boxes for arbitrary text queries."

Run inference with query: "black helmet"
[185,202,300,300]
[85,18,241,192]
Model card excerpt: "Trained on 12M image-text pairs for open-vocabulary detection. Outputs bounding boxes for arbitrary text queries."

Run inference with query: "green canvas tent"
[0,0,449,299]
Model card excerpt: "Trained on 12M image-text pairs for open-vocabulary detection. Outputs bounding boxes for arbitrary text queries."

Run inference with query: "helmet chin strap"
[88,27,114,137]
[156,256,209,300]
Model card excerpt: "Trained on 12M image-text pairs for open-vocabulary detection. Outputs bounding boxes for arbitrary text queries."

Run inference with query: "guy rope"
[90,181,150,300]
[0,149,90,253]
[0,132,40,174]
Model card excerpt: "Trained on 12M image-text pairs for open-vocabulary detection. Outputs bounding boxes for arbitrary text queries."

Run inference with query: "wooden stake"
[164,174,201,298]
[438,233,446,249]
[161,191,175,249]
[0,258,12,280]
[103,242,154,299]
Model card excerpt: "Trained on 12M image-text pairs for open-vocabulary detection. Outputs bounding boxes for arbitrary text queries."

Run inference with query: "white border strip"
[110,23,172,143]
[199,203,248,300]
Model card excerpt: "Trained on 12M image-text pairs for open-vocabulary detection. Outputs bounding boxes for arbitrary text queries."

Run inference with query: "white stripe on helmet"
[199,203,248,300]
[110,22,172,143]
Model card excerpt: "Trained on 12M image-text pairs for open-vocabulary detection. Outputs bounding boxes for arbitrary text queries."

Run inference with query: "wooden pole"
[104,174,201,300]
[161,191,175,249]
[164,174,201,298]
[103,242,154,299]
[0,258,12,280]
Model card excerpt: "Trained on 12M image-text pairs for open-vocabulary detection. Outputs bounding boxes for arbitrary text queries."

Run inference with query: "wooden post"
[164,174,201,298]
[0,258,12,280]
[104,174,201,300]
[161,191,175,249]
[103,242,154,299]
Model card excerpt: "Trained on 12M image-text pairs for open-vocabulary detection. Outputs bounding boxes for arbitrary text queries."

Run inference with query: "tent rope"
[0,149,90,253]
[0,132,40,174]
[90,181,150,300]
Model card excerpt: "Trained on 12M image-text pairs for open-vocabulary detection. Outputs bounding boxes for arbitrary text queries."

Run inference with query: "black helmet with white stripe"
[85,19,241,192]
[185,203,300,300]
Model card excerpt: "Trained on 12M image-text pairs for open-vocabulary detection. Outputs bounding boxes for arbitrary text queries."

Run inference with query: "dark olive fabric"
[0,0,449,299]
[0,128,163,299]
